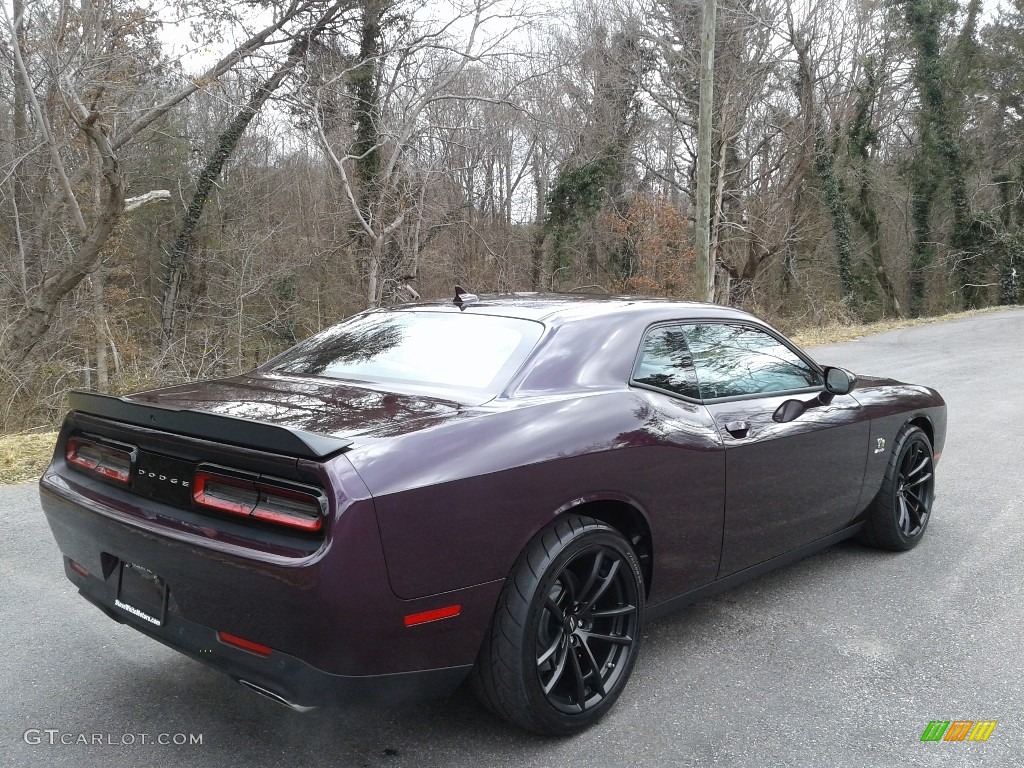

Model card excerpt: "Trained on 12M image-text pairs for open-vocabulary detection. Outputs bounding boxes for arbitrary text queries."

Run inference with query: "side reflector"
[65,436,134,485]
[403,604,462,627]
[69,559,91,578]
[217,631,272,657]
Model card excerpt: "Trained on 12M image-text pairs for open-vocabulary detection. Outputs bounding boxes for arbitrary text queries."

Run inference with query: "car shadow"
[67,539,894,767]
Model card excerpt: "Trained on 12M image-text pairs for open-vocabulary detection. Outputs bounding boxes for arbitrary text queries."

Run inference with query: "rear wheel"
[859,424,935,551]
[471,514,645,735]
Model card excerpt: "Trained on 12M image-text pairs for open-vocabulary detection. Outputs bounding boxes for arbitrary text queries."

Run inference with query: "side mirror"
[823,366,857,396]
[772,399,807,423]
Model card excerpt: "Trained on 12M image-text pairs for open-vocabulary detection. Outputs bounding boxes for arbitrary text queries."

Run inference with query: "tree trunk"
[530,151,546,290]
[908,171,936,317]
[0,0,341,367]
[694,0,718,302]
[161,19,339,338]
[353,0,385,208]
[1,151,124,367]
[90,274,109,391]
[791,22,854,302]
[902,0,974,313]
[846,63,902,317]
[854,181,902,317]
[367,236,382,307]
[709,136,728,294]
[11,0,30,294]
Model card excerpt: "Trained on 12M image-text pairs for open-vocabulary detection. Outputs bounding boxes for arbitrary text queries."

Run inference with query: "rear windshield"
[265,311,544,397]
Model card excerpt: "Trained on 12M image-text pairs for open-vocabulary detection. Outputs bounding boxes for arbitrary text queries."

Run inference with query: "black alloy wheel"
[894,433,934,537]
[860,424,935,551]
[471,514,645,736]
[535,545,640,715]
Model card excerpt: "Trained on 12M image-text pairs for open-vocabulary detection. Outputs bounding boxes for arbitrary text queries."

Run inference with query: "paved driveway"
[2,308,1021,767]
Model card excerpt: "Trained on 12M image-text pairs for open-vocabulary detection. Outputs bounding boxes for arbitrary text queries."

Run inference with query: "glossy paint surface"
[705,392,870,575]
[38,294,947,694]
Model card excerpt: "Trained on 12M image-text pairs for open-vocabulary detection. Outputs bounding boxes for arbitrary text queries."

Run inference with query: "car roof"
[381,293,760,324]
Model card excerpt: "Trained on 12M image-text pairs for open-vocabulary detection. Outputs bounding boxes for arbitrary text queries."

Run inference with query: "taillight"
[65,436,135,484]
[250,486,325,531]
[191,471,258,518]
[193,468,326,532]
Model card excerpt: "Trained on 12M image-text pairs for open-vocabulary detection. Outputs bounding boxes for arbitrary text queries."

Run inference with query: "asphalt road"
[2,308,1022,768]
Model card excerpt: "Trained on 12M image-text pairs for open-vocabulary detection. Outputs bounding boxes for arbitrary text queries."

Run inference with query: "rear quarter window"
[631,325,700,399]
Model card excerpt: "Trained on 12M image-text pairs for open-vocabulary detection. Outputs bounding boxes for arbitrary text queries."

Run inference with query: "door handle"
[724,420,750,438]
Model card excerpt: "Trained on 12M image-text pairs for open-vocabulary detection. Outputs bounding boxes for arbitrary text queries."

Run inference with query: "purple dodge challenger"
[39,292,945,735]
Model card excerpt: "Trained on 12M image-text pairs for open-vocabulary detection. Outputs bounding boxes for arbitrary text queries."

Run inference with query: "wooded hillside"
[1,0,1021,429]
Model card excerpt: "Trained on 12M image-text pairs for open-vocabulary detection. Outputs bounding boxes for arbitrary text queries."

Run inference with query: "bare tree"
[0,0,340,368]
[305,0,529,307]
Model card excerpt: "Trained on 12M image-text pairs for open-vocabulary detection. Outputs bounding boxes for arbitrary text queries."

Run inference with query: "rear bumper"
[39,470,502,706]
[69,559,470,708]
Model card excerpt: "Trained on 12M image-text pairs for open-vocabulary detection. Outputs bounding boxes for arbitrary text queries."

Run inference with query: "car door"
[678,322,870,577]
[630,324,726,594]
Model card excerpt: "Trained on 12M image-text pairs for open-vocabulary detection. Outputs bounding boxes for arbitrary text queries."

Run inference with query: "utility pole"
[695,0,717,302]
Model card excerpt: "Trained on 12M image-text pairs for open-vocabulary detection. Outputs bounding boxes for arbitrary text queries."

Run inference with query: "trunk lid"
[123,373,469,441]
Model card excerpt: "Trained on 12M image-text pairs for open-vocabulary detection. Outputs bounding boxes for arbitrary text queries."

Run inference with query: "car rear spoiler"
[67,391,353,460]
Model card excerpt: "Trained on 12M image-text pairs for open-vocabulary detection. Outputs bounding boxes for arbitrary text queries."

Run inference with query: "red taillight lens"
[65,436,134,484]
[250,486,324,532]
[193,469,325,532]
[192,472,259,518]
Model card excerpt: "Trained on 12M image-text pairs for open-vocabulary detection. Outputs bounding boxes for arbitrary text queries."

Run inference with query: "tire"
[470,514,645,736]
[859,424,935,551]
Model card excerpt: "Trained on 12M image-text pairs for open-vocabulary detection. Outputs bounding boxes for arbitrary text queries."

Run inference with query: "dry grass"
[790,306,1013,347]
[0,431,58,485]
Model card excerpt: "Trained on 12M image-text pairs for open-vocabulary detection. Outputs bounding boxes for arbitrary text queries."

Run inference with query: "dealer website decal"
[920,720,997,742]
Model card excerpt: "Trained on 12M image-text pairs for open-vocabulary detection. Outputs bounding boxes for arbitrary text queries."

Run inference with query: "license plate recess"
[115,561,168,627]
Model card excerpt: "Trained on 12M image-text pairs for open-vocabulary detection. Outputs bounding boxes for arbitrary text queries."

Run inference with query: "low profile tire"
[471,514,645,736]
[859,424,935,551]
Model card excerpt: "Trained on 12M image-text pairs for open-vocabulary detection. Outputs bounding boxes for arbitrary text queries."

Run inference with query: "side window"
[632,326,700,399]
[680,323,821,399]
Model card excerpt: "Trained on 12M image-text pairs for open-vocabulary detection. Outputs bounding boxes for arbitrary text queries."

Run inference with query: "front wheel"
[471,515,645,735]
[859,424,935,551]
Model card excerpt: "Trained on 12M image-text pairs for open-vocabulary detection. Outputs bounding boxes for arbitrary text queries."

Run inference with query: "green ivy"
[895,0,976,314]
[545,154,620,271]
[812,135,854,300]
